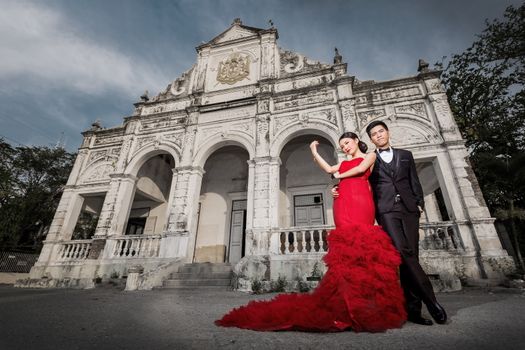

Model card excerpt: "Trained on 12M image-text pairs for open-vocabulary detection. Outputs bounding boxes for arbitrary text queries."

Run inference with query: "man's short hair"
[366,120,389,137]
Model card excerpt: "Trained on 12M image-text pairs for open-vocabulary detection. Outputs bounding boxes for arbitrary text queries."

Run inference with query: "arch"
[193,132,255,168]
[125,143,181,176]
[360,114,443,149]
[270,122,340,158]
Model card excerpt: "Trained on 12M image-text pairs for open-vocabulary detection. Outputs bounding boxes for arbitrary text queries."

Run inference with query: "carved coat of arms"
[216,53,250,85]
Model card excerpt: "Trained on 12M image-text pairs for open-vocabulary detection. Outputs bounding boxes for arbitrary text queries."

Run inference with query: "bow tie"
[378,148,391,153]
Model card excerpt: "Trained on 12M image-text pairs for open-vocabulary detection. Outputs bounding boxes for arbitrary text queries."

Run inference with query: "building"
[23,19,515,290]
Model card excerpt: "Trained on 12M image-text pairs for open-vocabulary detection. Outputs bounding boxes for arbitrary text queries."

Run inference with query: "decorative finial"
[140,90,149,102]
[418,59,430,73]
[232,18,242,26]
[268,19,274,28]
[333,47,342,64]
[90,119,102,131]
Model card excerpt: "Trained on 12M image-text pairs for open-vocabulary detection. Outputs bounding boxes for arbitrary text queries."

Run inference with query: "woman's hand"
[332,172,340,179]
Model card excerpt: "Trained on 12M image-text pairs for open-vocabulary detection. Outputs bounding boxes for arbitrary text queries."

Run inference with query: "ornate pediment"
[207,19,263,45]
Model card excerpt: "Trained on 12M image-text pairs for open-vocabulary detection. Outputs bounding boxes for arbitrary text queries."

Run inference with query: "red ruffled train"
[215,222,407,332]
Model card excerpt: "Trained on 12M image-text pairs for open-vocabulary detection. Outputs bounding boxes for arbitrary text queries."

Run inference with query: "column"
[97,174,137,259]
[161,165,205,259]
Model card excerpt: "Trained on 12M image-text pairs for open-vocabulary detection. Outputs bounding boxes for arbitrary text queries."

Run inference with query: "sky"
[0,0,521,151]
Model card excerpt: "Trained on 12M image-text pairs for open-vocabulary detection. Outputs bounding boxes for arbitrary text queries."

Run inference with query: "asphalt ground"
[1,284,524,350]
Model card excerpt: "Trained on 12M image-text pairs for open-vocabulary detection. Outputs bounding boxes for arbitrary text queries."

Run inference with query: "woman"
[215,132,407,332]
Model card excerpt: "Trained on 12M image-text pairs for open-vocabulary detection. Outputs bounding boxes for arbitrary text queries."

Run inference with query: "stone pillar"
[96,174,137,259]
[338,98,358,133]
[260,31,277,79]
[423,192,442,222]
[426,77,515,281]
[248,156,280,255]
[32,189,84,271]
[95,174,137,238]
[162,165,205,260]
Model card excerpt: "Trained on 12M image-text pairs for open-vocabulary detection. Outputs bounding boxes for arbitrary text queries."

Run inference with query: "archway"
[125,153,175,235]
[193,145,250,263]
[278,134,338,228]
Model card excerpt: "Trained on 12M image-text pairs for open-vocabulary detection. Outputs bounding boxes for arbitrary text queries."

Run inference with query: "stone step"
[169,272,232,280]
[163,278,232,288]
[178,263,232,274]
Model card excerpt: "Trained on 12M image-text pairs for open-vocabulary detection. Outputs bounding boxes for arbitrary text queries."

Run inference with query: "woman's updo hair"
[339,132,368,153]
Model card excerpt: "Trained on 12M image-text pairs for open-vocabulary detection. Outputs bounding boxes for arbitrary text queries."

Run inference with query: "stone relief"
[216,52,251,85]
[389,127,430,146]
[161,132,184,148]
[82,163,115,184]
[357,108,386,128]
[85,148,120,167]
[135,136,156,151]
[273,90,334,111]
[139,115,186,131]
[355,86,422,105]
[257,99,270,113]
[272,108,336,135]
[279,49,331,77]
[395,102,428,119]
[280,50,304,74]
[94,135,123,145]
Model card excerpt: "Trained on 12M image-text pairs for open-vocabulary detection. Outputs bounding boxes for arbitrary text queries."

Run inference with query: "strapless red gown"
[215,158,407,332]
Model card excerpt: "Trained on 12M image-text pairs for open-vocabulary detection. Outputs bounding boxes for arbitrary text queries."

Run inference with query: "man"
[332,120,447,325]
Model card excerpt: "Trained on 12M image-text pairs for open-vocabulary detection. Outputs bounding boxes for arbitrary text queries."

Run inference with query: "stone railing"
[420,221,463,251]
[271,226,332,255]
[108,235,161,258]
[57,240,92,261]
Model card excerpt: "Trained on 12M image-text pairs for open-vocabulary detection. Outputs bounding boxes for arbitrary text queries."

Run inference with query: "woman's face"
[339,137,357,155]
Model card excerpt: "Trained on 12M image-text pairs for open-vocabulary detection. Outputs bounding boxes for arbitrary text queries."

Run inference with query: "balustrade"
[274,226,331,254]
[57,240,92,260]
[109,235,161,258]
[420,222,463,251]
[272,221,463,255]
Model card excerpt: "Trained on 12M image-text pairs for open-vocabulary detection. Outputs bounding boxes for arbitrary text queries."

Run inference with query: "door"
[294,193,325,226]
[228,200,247,263]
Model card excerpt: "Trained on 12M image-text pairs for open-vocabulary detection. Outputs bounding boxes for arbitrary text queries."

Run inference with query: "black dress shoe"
[427,302,447,324]
[407,314,433,326]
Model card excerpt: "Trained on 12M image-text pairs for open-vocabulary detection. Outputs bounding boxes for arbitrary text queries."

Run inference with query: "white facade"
[23,19,515,290]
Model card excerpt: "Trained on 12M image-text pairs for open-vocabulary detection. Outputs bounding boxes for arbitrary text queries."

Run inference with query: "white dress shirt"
[377,147,393,163]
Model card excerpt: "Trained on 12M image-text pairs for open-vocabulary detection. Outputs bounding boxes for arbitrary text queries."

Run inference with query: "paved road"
[1,285,524,350]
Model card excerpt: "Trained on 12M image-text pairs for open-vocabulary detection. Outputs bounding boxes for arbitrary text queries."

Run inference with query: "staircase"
[162,262,233,289]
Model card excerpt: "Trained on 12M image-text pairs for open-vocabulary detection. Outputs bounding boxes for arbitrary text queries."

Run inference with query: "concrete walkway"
[1,284,524,350]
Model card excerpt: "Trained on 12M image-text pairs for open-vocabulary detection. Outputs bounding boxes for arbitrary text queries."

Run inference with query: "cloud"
[0,0,166,96]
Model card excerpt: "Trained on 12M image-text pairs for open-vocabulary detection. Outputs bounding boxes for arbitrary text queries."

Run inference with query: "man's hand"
[418,205,424,213]
[331,186,339,198]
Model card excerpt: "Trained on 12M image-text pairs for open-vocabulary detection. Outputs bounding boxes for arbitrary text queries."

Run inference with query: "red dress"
[215,158,407,332]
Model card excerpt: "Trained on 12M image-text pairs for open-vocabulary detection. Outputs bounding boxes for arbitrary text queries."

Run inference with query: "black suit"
[369,148,437,317]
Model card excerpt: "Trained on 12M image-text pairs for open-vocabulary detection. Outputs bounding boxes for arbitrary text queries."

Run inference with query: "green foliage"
[311,261,323,278]
[437,4,525,269]
[0,139,76,251]
[296,277,311,293]
[271,274,287,292]
[438,4,525,154]
[251,278,263,294]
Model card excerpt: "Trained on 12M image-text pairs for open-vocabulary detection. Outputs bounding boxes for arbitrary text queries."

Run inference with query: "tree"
[0,139,75,251]
[438,4,525,271]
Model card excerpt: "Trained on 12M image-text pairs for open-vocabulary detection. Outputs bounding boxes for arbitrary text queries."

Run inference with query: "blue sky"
[0,0,521,151]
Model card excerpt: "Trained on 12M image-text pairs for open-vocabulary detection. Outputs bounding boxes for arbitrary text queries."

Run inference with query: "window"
[293,194,325,226]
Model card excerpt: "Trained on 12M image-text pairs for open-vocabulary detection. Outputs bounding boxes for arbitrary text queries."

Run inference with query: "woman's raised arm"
[310,140,341,174]
[334,152,376,179]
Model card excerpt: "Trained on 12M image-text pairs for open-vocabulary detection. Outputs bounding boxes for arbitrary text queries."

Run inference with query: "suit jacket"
[369,148,424,215]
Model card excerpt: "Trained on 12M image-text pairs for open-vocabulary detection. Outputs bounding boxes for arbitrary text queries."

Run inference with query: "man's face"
[369,125,390,148]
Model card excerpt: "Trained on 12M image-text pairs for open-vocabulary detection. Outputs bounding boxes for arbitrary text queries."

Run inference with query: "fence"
[0,251,39,273]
